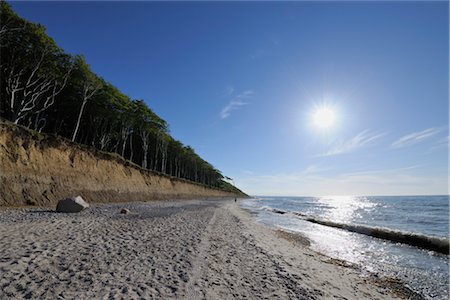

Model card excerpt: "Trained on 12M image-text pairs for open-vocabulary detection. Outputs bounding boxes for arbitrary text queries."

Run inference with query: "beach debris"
[26,198,37,206]
[120,208,130,214]
[56,196,89,213]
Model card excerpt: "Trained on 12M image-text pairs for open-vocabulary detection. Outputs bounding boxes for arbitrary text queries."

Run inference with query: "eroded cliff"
[0,122,237,207]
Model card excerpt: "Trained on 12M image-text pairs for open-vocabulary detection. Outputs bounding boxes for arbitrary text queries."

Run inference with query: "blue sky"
[12,1,449,196]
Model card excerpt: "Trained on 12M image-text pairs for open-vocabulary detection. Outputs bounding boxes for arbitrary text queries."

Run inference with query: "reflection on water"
[241,196,449,300]
[314,196,377,223]
[287,218,368,265]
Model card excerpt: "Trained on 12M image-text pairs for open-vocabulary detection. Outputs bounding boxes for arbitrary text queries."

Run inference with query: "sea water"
[241,195,449,299]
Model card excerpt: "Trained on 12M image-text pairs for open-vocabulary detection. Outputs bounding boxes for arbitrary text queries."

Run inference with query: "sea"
[241,195,449,299]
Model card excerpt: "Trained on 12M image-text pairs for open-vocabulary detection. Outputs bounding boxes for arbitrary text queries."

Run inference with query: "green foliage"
[219,181,247,196]
[0,1,243,194]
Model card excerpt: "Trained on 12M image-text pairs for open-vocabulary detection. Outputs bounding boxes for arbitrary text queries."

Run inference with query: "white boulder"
[56,196,89,213]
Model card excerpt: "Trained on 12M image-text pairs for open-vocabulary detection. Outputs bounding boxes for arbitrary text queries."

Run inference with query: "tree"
[0,2,244,194]
[1,3,73,125]
[71,56,102,142]
[134,99,167,169]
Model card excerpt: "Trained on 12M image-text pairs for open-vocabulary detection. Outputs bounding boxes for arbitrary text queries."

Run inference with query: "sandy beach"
[0,199,403,299]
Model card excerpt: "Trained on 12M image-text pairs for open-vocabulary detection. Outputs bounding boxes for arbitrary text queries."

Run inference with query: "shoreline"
[240,197,449,300]
[272,226,424,300]
[234,202,419,299]
[0,199,407,299]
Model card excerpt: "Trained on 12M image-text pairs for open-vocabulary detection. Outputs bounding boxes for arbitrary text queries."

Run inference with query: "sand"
[0,199,400,299]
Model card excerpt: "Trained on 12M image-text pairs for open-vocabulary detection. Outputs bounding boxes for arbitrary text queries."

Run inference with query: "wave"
[305,217,449,255]
[261,206,287,214]
[264,208,449,254]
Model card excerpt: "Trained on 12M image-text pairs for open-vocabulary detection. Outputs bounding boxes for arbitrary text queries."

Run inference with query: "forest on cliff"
[0,2,243,195]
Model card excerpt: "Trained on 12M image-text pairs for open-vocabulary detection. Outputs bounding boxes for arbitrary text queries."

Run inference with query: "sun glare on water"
[312,105,337,130]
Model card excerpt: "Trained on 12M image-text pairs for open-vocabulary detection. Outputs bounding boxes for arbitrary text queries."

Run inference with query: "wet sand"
[0,199,400,299]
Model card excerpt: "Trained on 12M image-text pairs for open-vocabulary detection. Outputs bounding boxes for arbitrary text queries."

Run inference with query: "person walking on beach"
[234,198,237,202]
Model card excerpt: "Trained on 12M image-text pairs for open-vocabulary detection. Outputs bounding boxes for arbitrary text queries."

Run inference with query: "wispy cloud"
[320,130,387,157]
[236,164,447,196]
[220,89,253,119]
[302,164,332,175]
[224,85,234,96]
[429,135,449,151]
[391,127,442,148]
[346,165,420,178]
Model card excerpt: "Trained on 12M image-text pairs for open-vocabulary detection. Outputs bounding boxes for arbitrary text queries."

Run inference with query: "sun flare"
[312,105,336,130]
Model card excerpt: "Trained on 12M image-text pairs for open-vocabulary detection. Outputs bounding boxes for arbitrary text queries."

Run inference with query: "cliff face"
[0,122,237,207]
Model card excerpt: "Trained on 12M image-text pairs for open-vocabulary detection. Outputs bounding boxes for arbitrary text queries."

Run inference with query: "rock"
[120,208,130,214]
[56,196,89,213]
[26,198,37,206]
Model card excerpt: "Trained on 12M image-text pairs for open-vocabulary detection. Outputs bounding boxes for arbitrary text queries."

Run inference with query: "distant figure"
[234,198,237,202]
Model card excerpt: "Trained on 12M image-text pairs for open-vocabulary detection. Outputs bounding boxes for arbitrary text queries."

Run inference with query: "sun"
[312,105,336,130]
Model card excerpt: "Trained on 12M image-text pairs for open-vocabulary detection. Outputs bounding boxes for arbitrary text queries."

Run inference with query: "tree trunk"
[121,138,126,157]
[129,135,133,162]
[72,99,87,142]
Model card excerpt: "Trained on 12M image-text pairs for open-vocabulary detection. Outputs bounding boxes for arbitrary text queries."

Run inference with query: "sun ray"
[311,104,337,130]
